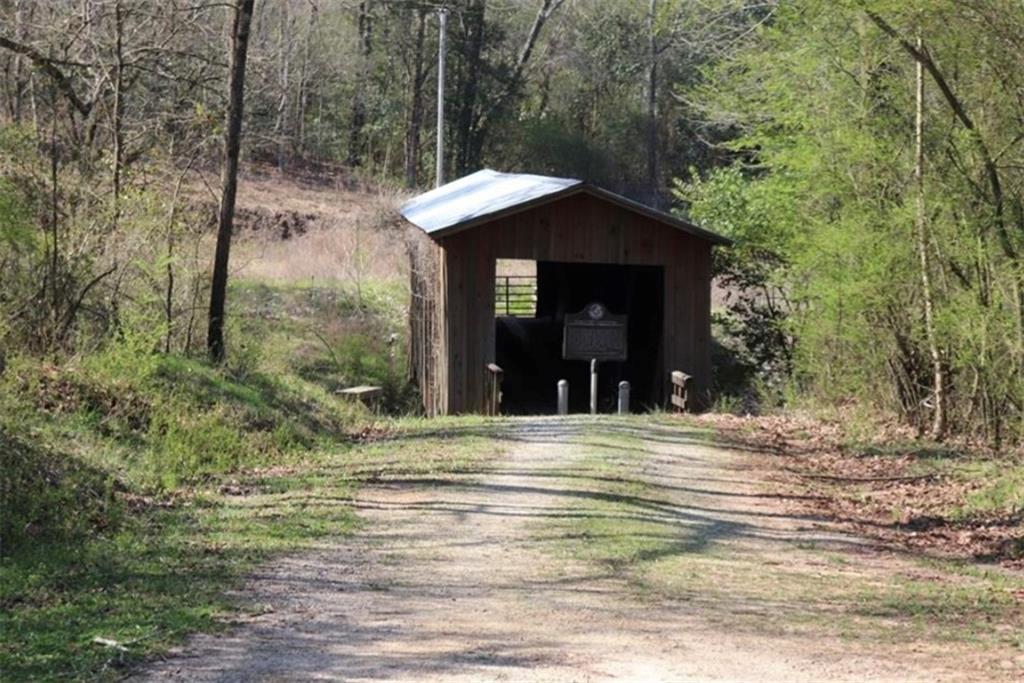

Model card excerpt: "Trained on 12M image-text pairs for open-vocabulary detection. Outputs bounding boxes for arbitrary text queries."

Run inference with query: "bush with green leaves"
[675,166,796,402]
[676,0,1024,442]
[0,426,123,555]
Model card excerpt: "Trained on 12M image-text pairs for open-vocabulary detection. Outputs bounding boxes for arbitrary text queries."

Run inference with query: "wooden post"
[670,370,691,413]
[590,359,598,415]
[486,363,503,416]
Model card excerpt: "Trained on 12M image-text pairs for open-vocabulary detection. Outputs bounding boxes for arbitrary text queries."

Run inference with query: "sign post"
[563,302,627,414]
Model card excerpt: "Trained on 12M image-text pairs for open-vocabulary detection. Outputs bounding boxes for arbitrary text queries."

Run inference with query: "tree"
[911,33,945,439]
[403,6,429,188]
[347,0,373,168]
[678,0,1024,443]
[207,0,256,363]
[646,0,659,205]
[452,0,486,176]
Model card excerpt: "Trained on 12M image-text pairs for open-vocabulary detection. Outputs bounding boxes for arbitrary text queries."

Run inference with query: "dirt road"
[136,417,1014,682]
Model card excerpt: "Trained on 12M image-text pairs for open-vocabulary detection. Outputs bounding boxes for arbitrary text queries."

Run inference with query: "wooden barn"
[402,169,730,416]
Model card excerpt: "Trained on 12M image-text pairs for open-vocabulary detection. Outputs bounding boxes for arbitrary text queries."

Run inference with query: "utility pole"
[435,7,448,187]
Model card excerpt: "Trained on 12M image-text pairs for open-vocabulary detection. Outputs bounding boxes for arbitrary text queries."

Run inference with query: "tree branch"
[0,35,92,116]
[863,10,1015,260]
[59,264,117,339]
[475,0,565,135]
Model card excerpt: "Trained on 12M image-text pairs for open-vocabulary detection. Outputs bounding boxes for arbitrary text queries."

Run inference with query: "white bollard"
[617,381,630,414]
[557,379,569,415]
[590,359,598,415]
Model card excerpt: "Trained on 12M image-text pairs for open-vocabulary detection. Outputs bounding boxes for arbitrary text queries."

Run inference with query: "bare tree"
[912,33,945,439]
[404,6,428,188]
[454,0,565,175]
[208,0,256,362]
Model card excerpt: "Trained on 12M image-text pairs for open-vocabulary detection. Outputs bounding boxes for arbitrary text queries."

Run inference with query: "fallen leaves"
[691,411,1024,569]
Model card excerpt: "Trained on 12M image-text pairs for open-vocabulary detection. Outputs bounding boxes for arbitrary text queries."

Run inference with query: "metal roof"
[400,168,731,245]
[400,169,580,235]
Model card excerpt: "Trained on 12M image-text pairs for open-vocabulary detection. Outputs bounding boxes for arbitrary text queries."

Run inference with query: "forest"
[1,0,1023,680]
[2,0,1022,441]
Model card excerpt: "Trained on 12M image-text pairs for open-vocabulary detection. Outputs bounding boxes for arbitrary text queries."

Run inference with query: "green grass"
[229,278,408,337]
[0,275,496,681]
[0,423,495,681]
[2,350,359,492]
[537,426,669,570]
[229,279,416,413]
[958,464,1024,519]
[536,417,1024,650]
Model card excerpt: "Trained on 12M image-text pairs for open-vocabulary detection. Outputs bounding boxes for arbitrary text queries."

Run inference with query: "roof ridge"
[400,169,730,246]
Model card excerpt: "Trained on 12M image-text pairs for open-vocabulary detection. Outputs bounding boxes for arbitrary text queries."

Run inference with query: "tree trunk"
[48,86,60,346]
[273,3,292,171]
[207,0,256,363]
[111,0,125,229]
[348,1,372,167]
[867,11,1016,263]
[295,4,318,160]
[646,0,659,206]
[9,0,32,123]
[454,0,485,176]
[404,8,427,188]
[914,35,945,440]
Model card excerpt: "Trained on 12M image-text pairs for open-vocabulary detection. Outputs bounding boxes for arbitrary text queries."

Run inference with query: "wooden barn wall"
[406,226,447,416]
[438,193,712,414]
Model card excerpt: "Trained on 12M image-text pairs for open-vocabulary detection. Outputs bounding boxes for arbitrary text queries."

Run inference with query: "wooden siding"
[407,227,447,416]
[433,192,713,414]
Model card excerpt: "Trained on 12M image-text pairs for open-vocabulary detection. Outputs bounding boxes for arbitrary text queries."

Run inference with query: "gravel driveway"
[134,417,1009,682]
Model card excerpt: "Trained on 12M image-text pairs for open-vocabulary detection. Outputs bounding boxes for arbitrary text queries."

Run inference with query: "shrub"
[0,427,122,555]
[145,406,250,488]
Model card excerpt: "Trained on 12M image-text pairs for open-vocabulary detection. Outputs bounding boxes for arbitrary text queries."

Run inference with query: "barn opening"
[495,259,537,317]
[496,260,664,414]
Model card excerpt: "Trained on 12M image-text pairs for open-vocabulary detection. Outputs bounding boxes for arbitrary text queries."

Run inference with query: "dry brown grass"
[232,220,405,285]
[495,258,537,277]
[233,170,378,220]
[228,171,410,286]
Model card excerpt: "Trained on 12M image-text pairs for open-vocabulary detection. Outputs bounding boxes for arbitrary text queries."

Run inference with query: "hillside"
[0,165,425,679]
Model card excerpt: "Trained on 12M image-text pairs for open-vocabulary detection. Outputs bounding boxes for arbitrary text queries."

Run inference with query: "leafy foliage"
[677,0,1024,442]
[676,166,796,397]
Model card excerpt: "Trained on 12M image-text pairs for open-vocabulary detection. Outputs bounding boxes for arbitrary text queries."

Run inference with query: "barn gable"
[401,169,731,246]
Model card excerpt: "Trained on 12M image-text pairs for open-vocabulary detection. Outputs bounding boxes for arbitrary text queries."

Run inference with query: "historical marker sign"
[563,302,628,361]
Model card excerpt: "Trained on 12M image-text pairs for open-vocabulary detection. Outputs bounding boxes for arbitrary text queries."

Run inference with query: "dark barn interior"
[496,262,664,414]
